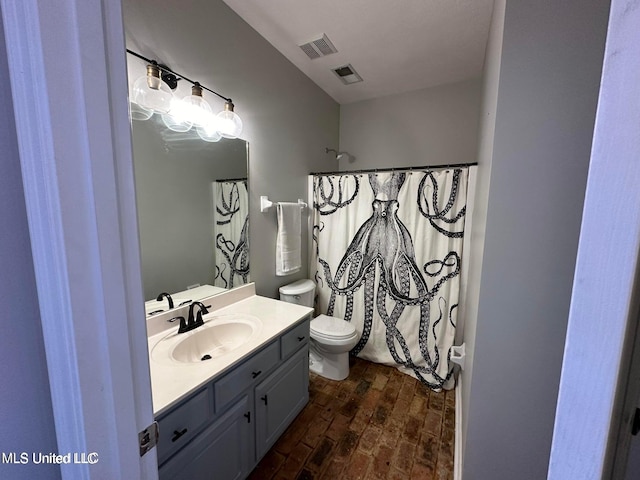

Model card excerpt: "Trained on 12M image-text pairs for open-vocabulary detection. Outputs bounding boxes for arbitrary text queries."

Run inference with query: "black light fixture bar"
[126,49,232,103]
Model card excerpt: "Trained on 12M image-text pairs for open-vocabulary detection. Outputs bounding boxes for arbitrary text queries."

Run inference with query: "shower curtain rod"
[310,162,478,176]
[215,177,247,183]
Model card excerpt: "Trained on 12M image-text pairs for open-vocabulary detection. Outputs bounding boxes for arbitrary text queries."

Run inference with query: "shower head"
[325,147,354,161]
[325,147,338,156]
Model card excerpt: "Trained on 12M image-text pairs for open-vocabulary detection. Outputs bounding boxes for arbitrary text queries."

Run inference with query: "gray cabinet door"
[255,347,309,460]
[159,395,253,480]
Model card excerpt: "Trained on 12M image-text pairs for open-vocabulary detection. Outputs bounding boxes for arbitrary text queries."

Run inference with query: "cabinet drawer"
[214,340,279,412]
[281,318,310,359]
[157,386,213,465]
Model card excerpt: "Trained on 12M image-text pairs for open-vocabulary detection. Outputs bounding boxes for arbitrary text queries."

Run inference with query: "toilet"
[279,279,359,381]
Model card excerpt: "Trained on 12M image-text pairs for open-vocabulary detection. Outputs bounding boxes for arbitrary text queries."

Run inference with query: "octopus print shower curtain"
[311,168,468,390]
[213,179,250,289]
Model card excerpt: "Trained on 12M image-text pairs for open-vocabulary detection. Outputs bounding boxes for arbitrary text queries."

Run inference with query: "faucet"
[156,292,174,310]
[178,301,209,334]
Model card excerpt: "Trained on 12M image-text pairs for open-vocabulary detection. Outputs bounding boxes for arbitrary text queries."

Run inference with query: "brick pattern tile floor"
[248,356,455,480]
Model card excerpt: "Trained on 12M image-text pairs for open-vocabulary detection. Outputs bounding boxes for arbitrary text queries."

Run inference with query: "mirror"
[131,116,250,313]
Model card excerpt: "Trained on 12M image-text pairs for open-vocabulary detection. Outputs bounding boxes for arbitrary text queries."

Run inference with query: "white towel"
[276,202,302,276]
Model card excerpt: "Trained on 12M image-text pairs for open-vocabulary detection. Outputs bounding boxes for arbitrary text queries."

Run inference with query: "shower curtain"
[311,168,468,390]
[213,179,250,289]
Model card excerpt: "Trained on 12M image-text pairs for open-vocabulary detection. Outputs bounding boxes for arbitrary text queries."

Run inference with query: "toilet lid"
[311,315,356,339]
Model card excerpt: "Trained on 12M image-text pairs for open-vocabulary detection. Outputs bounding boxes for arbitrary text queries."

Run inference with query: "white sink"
[151,313,262,365]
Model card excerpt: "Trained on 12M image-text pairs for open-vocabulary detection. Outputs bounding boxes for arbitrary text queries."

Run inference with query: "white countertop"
[147,291,313,416]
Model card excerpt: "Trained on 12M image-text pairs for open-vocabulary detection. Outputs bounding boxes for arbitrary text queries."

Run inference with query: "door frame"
[0,1,156,478]
[548,0,640,477]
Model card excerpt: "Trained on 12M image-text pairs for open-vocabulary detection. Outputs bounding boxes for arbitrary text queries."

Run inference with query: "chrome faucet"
[178,301,209,334]
[156,292,174,309]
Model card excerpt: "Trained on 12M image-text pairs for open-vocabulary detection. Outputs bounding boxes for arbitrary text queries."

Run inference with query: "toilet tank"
[279,279,315,308]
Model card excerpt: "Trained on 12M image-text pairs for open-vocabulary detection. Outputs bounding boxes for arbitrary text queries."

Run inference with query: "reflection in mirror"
[131,116,250,314]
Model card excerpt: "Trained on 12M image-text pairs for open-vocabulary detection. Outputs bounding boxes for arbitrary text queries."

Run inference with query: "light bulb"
[129,101,153,121]
[215,101,243,139]
[161,97,193,132]
[196,115,222,142]
[162,113,192,132]
[182,83,212,127]
[131,63,174,114]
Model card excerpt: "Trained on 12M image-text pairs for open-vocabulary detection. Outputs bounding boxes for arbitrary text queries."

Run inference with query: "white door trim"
[1,1,157,478]
[549,1,640,477]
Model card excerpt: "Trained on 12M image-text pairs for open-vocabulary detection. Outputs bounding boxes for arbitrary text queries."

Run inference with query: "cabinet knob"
[171,428,188,442]
[261,395,268,406]
[244,411,251,423]
[297,336,305,341]
[251,370,262,379]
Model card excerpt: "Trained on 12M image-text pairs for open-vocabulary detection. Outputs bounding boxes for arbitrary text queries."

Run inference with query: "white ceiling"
[222,0,495,104]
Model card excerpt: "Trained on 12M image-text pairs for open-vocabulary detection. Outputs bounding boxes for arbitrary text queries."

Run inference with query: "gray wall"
[123,0,340,299]
[132,119,247,299]
[339,78,481,170]
[464,1,610,478]
[0,16,60,480]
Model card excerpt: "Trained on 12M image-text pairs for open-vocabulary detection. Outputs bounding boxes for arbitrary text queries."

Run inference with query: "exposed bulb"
[131,63,173,114]
[196,122,222,142]
[129,101,153,121]
[162,111,192,132]
[161,97,193,132]
[196,112,222,142]
[181,83,212,127]
[215,101,243,139]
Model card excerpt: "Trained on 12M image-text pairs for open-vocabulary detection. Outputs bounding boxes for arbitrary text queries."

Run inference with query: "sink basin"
[151,313,262,365]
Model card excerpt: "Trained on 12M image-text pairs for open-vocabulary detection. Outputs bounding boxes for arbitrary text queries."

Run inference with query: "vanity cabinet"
[157,316,310,480]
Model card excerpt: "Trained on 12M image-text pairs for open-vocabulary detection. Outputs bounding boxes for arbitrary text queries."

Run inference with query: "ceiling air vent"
[299,34,338,60]
[332,64,363,85]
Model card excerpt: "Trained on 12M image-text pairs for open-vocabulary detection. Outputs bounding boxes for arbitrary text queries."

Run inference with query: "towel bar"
[260,196,307,212]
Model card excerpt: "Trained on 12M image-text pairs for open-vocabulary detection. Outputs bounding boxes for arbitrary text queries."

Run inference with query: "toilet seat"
[311,315,357,340]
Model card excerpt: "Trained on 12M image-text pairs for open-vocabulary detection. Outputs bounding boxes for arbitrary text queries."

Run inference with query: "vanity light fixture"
[127,49,243,139]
